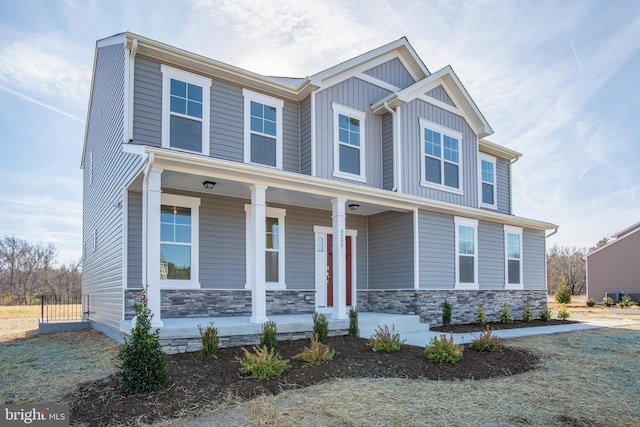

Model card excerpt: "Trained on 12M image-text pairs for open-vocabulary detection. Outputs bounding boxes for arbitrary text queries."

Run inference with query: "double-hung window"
[332,103,366,182]
[455,217,478,288]
[479,153,497,209]
[160,194,200,285]
[243,89,283,168]
[504,226,523,289]
[420,119,463,194]
[244,206,286,289]
[161,65,211,154]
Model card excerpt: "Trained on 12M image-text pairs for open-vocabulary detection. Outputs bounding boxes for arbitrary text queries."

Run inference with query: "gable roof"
[587,220,640,257]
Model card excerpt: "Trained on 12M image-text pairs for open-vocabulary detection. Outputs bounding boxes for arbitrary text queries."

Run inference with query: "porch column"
[249,184,268,323]
[331,197,348,319]
[142,167,163,327]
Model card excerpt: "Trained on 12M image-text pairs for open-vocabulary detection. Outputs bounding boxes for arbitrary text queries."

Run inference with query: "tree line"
[546,238,608,296]
[0,235,81,305]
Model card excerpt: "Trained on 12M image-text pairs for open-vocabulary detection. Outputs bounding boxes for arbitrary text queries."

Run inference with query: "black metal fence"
[40,294,89,323]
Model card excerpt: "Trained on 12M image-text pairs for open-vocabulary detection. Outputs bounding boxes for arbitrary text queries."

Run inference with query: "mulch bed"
[431,319,577,333]
[68,335,538,426]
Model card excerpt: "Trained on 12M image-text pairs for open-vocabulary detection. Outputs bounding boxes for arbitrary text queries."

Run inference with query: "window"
[243,89,283,168]
[161,65,211,154]
[420,119,463,194]
[160,194,200,284]
[455,217,478,288]
[479,153,497,208]
[332,103,366,182]
[504,226,523,288]
[245,206,286,289]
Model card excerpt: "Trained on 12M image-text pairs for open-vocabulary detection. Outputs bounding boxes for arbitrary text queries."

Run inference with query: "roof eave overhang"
[479,139,522,161]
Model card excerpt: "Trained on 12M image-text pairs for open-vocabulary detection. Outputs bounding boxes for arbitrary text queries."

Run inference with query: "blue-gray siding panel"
[133,56,161,146]
[210,79,243,162]
[363,58,416,89]
[418,211,455,289]
[478,221,505,289]
[496,158,510,214]
[346,214,369,291]
[523,229,546,290]
[127,191,142,288]
[300,96,312,175]
[282,100,300,173]
[381,112,393,190]
[368,211,413,290]
[426,85,455,107]
[400,99,478,207]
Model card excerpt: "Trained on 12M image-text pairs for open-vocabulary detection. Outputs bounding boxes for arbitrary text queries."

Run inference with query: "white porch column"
[142,167,163,327]
[331,197,348,320]
[249,184,268,323]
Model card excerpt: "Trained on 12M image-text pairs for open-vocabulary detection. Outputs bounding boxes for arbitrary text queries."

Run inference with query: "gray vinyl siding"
[83,43,143,334]
[418,211,455,289]
[127,191,142,288]
[210,79,243,162]
[368,211,413,290]
[346,214,369,290]
[314,77,391,188]
[496,158,510,214]
[300,96,312,175]
[282,99,300,173]
[426,85,455,107]
[399,98,478,207]
[523,229,546,290]
[363,58,416,89]
[478,221,505,289]
[132,55,161,146]
[381,112,394,190]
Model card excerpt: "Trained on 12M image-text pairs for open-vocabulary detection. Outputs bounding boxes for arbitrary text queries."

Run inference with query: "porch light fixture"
[348,203,360,211]
[202,181,216,190]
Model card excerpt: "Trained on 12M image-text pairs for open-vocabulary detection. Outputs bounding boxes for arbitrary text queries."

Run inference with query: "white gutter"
[126,39,138,142]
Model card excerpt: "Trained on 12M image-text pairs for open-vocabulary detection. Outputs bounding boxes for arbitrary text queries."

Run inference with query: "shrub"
[522,301,534,322]
[471,328,502,352]
[475,302,488,326]
[367,324,404,352]
[539,305,552,321]
[442,300,452,327]
[293,334,335,366]
[586,298,596,307]
[312,312,329,343]
[499,303,513,324]
[258,321,278,351]
[118,287,170,394]
[620,295,632,308]
[424,334,463,364]
[558,303,570,320]
[348,307,359,338]
[198,322,219,359]
[555,281,572,304]
[603,296,614,307]
[236,345,290,380]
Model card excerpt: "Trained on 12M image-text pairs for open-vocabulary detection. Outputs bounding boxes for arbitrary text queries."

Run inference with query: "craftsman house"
[82,32,557,344]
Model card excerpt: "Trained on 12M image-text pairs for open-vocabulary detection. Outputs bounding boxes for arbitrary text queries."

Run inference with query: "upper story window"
[479,153,497,209]
[504,225,523,289]
[454,217,478,289]
[420,119,463,195]
[161,65,211,154]
[243,89,283,168]
[332,103,366,183]
[160,193,200,285]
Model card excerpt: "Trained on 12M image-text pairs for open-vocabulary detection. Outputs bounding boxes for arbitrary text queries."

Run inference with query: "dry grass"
[548,294,639,321]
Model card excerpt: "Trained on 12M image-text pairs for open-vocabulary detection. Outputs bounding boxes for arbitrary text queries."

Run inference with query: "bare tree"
[547,244,586,295]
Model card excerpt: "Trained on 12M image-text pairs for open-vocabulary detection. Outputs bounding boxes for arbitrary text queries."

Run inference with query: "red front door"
[326,234,352,307]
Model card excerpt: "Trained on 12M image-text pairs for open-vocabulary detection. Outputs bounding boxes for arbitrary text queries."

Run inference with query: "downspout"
[508,155,520,214]
[381,102,399,192]
[310,91,316,176]
[141,152,154,287]
[127,39,138,142]
[545,226,559,238]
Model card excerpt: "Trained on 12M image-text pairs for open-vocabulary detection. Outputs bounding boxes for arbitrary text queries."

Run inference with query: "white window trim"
[159,193,201,289]
[243,89,284,169]
[504,225,524,289]
[161,64,211,155]
[479,153,497,209]
[244,205,286,290]
[419,118,464,195]
[332,102,367,183]
[454,216,478,289]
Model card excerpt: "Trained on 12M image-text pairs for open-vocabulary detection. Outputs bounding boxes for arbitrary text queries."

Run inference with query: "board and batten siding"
[299,96,312,175]
[314,77,391,188]
[523,229,547,290]
[399,98,478,207]
[496,158,511,214]
[381,112,394,190]
[368,211,414,290]
[83,43,143,339]
[363,57,416,89]
[418,211,455,289]
[478,221,505,288]
[426,85,455,107]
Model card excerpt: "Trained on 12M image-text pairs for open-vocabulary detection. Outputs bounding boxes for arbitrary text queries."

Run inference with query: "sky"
[0,0,639,263]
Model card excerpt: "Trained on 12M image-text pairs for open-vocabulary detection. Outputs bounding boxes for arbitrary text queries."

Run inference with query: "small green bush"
[442,300,452,327]
[471,328,502,352]
[367,324,404,352]
[236,345,290,380]
[539,305,552,321]
[522,301,534,322]
[258,321,278,351]
[586,298,596,307]
[558,303,570,320]
[348,307,359,338]
[475,302,488,326]
[293,334,335,366]
[312,312,329,343]
[603,296,613,307]
[555,281,572,304]
[499,303,513,324]
[198,322,219,359]
[620,295,632,308]
[424,334,463,364]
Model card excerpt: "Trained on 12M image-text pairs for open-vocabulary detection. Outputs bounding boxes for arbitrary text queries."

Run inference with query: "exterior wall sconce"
[202,181,216,190]
[348,203,360,211]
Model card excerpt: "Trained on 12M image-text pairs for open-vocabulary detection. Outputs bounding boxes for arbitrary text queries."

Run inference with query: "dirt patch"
[431,319,577,333]
[68,335,537,426]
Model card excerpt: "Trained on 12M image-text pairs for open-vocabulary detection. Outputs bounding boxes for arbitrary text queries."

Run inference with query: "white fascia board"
[97,33,127,48]
[479,139,522,161]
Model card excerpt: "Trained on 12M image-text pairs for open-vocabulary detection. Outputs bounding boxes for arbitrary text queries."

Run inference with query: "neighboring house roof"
[587,220,640,257]
[613,221,640,239]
